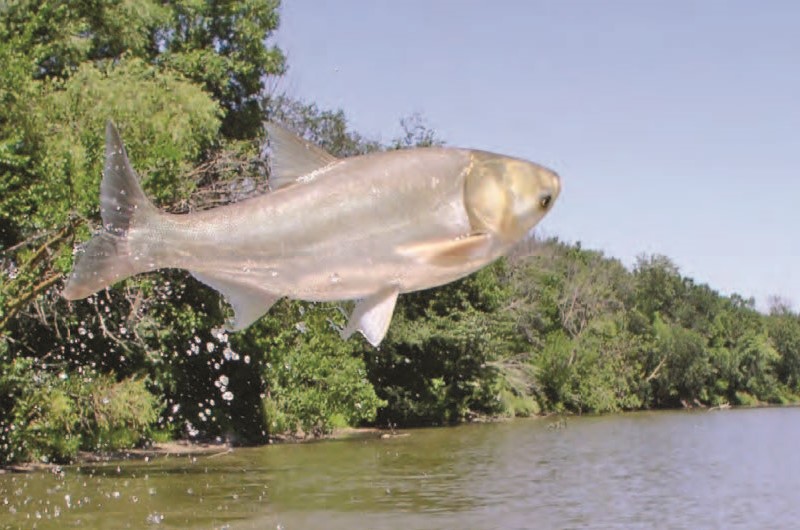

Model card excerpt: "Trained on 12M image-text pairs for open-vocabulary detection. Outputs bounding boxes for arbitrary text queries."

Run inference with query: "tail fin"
[62,122,158,300]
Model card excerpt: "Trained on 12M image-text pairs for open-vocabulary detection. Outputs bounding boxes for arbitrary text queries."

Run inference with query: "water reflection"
[2,408,799,529]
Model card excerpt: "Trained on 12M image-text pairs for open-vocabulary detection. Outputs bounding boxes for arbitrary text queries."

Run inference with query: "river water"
[2,407,799,529]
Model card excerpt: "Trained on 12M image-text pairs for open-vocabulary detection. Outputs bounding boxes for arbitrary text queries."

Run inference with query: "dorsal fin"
[263,122,339,190]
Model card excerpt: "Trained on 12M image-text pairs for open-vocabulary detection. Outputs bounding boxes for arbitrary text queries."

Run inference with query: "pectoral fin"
[191,272,280,331]
[342,286,400,347]
[397,233,493,267]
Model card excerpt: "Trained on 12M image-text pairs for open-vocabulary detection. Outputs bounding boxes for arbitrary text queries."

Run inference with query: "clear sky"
[274,0,800,310]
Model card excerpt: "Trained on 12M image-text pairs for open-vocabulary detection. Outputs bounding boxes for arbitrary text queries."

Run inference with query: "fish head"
[464,151,561,242]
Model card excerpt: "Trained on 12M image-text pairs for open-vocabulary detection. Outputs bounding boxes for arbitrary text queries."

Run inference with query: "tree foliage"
[2,0,800,467]
[0,0,285,464]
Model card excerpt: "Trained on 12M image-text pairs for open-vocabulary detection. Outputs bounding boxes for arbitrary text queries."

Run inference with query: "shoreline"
[5,403,798,473]
[0,426,403,473]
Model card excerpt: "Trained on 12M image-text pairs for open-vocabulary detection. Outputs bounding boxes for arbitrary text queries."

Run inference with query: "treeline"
[2,2,800,465]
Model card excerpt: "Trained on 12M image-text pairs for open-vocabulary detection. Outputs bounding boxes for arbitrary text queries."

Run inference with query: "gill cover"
[464,152,518,240]
[463,151,560,243]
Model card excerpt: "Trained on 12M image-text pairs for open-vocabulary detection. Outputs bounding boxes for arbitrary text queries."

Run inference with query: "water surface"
[2,407,799,529]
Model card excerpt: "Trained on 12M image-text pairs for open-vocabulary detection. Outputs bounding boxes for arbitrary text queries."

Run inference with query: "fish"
[62,121,561,346]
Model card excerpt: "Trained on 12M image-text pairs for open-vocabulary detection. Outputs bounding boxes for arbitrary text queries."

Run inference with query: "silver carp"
[63,122,561,346]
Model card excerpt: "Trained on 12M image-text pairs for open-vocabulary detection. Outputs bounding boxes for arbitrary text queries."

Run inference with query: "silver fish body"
[63,122,561,346]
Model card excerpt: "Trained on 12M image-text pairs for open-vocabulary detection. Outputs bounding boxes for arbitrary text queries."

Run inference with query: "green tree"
[3,0,800,466]
[767,301,800,392]
[633,254,685,323]
[365,268,511,426]
[650,314,712,406]
[0,0,285,463]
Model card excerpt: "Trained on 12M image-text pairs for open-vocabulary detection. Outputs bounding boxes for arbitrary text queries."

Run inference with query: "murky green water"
[2,407,800,529]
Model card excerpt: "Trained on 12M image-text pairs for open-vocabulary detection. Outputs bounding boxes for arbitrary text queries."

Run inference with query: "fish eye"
[539,193,552,209]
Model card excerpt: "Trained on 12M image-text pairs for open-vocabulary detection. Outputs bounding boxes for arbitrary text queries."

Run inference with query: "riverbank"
[0,426,410,473]
[7,403,796,473]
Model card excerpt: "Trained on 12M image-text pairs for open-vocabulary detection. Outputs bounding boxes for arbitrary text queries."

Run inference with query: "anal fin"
[397,233,493,266]
[191,272,280,331]
[342,286,400,347]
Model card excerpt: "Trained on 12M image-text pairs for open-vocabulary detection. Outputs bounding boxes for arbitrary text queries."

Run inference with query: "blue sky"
[275,1,800,310]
